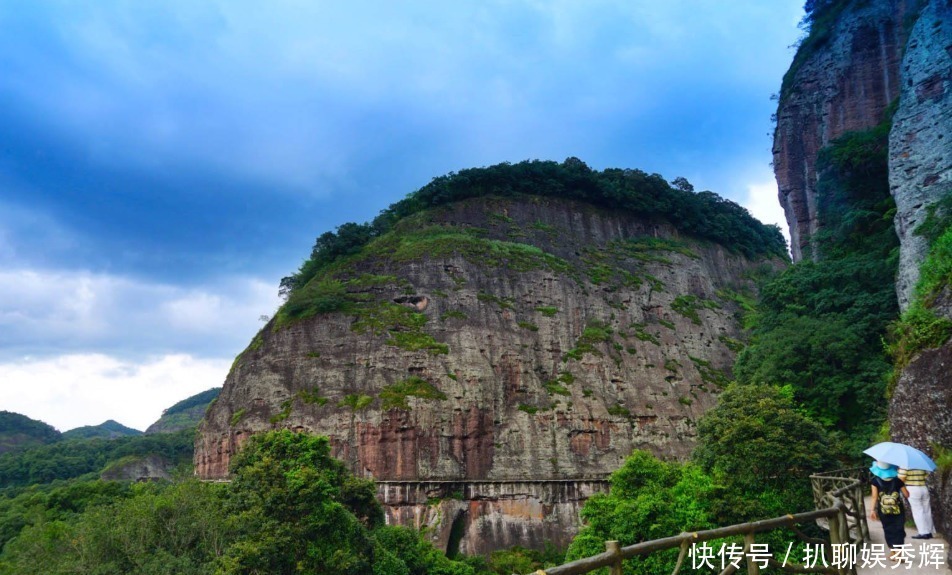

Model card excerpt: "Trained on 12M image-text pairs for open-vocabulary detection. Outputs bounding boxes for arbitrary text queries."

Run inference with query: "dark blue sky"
[0,1,804,429]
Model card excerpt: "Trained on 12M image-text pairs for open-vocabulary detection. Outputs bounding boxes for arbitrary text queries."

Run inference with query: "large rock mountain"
[773,0,916,261]
[775,0,951,541]
[888,0,952,541]
[197,185,782,554]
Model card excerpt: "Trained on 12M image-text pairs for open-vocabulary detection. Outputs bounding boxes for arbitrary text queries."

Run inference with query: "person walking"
[899,467,934,539]
[870,460,910,560]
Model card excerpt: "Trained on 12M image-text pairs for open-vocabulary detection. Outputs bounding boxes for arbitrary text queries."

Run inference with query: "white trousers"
[907,485,934,535]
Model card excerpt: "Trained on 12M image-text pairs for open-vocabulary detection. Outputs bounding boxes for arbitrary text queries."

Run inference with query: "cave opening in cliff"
[445,510,467,558]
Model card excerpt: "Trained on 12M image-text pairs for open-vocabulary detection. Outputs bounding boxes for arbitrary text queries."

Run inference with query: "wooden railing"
[809,467,870,545]
[522,469,869,575]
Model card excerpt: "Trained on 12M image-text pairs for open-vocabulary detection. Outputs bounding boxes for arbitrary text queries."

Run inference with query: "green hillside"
[63,420,142,440]
[145,387,221,434]
[0,412,61,455]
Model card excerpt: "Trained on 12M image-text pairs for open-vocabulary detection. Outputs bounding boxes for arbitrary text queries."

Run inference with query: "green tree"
[694,383,834,520]
[217,431,380,575]
[564,451,716,575]
[1,480,231,575]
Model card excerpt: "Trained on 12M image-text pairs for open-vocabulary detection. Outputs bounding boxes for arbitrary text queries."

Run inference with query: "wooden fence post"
[828,508,843,575]
[606,540,622,575]
[855,483,870,542]
[744,533,759,575]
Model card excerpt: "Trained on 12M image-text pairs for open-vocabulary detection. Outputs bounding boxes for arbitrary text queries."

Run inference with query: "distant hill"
[146,388,221,434]
[0,411,61,455]
[63,420,142,440]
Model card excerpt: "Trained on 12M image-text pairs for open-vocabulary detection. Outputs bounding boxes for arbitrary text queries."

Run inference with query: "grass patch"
[380,377,447,410]
[440,310,468,321]
[339,394,374,412]
[718,335,745,353]
[887,225,952,392]
[229,409,247,427]
[622,236,699,260]
[387,331,450,355]
[543,371,575,396]
[297,388,328,406]
[535,306,559,317]
[671,294,720,325]
[564,320,613,361]
[689,356,731,388]
[270,399,294,424]
[607,403,630,417]
[478,292,514,309]
[518,321,539,332]
[384,227,572,275]
[629,323,660,345]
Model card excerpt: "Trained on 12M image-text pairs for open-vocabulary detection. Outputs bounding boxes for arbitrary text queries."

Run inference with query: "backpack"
[880,490,902,515]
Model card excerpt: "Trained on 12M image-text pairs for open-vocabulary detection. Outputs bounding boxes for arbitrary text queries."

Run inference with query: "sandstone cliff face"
[889,0,952,542]
[889,0,952,309]
[773,0,912,261]
[197,195,777,554]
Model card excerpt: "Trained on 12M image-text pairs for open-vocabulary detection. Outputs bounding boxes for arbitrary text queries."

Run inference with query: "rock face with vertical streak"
[888,0,952,309]
[776,0,952,543]
[196,194,780,554]
[888,0,952,542]
[773,0,912,261]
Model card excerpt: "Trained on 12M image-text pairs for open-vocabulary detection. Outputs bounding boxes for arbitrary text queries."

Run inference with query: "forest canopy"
[280,158,787,298]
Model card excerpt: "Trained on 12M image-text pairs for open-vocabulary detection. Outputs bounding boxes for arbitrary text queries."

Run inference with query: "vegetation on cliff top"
[779,0,854,100]
[279,158,786,300]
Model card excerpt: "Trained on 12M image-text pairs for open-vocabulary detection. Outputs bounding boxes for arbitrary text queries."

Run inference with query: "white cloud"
[0,268,280,360]
[743,178,791,251]
[0,353,229,431]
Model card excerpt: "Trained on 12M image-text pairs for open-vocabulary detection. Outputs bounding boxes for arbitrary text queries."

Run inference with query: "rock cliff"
[888,0,952,309]
[197,194,779,554]
[773,0,913,261]
[888,0,952,542]
[776,0,952,543]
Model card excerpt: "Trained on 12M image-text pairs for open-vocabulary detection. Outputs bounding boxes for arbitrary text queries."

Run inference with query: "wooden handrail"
[522,469,868,575]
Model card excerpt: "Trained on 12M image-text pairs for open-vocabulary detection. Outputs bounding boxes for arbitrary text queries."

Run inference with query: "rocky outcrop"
[378,479,609,555]
[100,454,173,482]
[889,339,952,538]
[889,0,952,309]
[197,195,779,553]
[889,0,952,543]
[773,0,914,261]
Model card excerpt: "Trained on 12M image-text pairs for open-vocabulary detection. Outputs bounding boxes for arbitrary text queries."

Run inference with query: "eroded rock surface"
[889,0,952,309]
[773,0,913,260]
[196,195,780,553]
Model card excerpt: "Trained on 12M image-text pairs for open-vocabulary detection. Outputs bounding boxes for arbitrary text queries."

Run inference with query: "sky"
[0,0,805,432]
